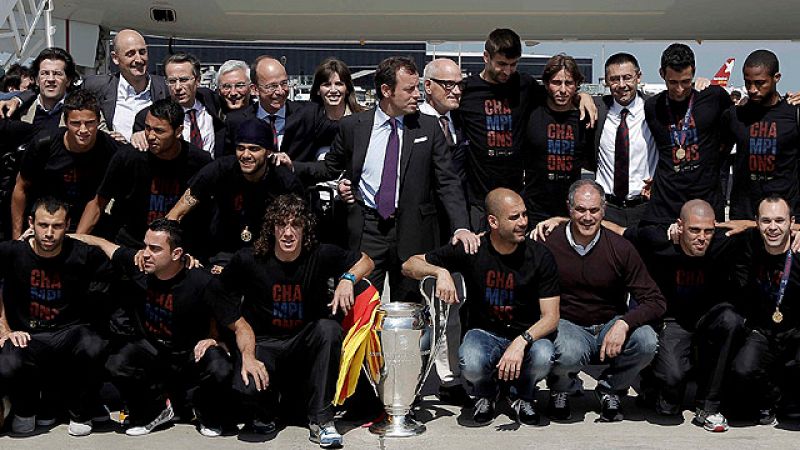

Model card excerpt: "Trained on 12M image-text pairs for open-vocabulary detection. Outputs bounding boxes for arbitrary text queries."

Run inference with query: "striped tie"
[187,109,204,149]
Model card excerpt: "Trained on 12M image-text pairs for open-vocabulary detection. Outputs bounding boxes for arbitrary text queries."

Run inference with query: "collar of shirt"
[373,105,405,130]
[35,95,65,114]
[566,222,602,256]
[610,92,644,119]
[183,99,204,115]
[256,102,286,122]
[118,75,152,100]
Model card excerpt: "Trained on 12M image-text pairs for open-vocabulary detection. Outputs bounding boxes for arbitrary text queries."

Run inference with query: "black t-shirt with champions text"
[111,247,219,350]
[20,129,119,228]
[523,105,592,220]
[0,238,111,332]
[425,235,560,339]
[643,86,733,224]
[722,100,800,219]
[214,244,360,338]
[454,72,546,206]
[97,142,211,244]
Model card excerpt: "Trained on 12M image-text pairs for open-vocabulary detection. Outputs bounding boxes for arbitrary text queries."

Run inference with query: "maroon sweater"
[543,224,666,328]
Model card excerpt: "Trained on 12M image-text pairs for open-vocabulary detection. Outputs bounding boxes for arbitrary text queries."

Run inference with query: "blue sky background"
[431,40,800,92]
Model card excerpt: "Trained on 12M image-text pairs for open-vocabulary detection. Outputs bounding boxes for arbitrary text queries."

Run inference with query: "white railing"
[0,0,54,69]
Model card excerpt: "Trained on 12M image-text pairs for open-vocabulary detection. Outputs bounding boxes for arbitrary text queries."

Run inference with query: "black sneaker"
[758,408,777,426]
[437,384,471,407]
[511,399,540,426]
[547,391,571,421]
[595,391,623,422]
[655,393,680,416]
[472,397,495,425]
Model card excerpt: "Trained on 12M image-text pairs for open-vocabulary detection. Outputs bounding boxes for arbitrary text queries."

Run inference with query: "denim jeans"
[549,317,658,395]
[459,328,554,401]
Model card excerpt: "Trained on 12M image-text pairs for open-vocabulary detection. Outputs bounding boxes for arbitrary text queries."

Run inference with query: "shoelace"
[475,398,492,413]
[516,400,536,416]
[552,393,568,408]
[602,394,621,410]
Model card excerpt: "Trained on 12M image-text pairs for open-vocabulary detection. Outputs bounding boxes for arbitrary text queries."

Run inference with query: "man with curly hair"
[213,194,373,447]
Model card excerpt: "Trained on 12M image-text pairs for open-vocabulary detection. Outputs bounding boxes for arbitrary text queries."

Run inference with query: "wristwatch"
[521,330,534,344]
[340,272,357,284]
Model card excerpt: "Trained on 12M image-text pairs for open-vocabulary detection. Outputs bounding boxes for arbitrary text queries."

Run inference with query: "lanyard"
[776,251,793,310]
[665,91,695,150]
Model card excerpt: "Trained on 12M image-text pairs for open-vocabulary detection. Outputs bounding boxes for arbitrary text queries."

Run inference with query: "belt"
[605,194,646,208]
[363,206,396,222]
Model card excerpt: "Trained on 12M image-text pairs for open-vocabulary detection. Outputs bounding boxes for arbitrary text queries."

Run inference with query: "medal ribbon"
[776,251,793,312]
[666,91,695,151]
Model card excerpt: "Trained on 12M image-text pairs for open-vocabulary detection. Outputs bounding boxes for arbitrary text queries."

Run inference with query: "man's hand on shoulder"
[530,217,567,242]
[452,229,480,254]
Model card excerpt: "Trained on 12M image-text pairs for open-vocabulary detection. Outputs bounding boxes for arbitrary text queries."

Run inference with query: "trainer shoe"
[472,397,495,425]
[655,393,680,416]
[251,418,277,434]
[125,404,174,436]
[758,408,777,426]
[11,415,35,435]
[511,399,540,426]
[694,409,729,432]
[595,391,624,422]
[199,423,223,437]
[547,391,572,421]
[68,420,92,436]
[309,421,343,448]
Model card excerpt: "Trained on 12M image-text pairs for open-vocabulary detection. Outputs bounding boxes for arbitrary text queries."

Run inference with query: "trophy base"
[369,414,426,437]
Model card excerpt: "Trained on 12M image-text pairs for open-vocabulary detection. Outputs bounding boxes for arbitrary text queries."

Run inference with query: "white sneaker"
[68,420,93,436]
[694,409,729,432]
[199,424,222,437]
[309,421,343,448]
[125,404,174,436]
[11,415,35,435]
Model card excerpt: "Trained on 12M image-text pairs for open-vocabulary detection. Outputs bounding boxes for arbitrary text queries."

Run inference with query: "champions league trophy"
[369,274,464,438]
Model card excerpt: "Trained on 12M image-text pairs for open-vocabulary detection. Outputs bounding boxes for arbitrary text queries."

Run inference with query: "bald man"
[621,199,746,432]
[403,188,560,426]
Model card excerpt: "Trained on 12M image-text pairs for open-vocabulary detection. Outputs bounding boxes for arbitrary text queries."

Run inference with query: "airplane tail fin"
[711,58,735,87]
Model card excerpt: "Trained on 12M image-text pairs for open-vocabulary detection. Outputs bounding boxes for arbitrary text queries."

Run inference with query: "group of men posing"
[0,25,798,447]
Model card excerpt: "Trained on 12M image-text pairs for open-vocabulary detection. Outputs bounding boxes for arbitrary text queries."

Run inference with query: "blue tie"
[376,118,399,219]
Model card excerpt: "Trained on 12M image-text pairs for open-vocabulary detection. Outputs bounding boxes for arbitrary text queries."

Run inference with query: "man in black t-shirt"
[643,43,734,224]
[623,199,745,432]
[732,196,800,425]
[523,54,593,223]
[77,99,211,248]
[73,219,234,437]
[455,28,596,230]
[214,194,373,447]
[0,197,111,436]
[167,118,303,268]
[723,50,800,219]
[402,188,560,426]
[11,90,120,238]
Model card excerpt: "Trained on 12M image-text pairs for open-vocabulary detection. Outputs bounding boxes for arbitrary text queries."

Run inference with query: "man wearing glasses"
[216,60,255,129]
[592,53,657,228]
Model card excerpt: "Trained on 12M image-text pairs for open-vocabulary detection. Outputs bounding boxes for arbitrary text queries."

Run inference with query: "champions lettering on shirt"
[484,99,513,155]
[484,269,514,321]
[147,177,182,223]
[674,267,705,300]
[29,268,62,322]
[670,116,700,171]
[143,289,174,340]
[748,121,778,178]
[546,123,576,179]
[62,166,83,203]
[272,283,304,330]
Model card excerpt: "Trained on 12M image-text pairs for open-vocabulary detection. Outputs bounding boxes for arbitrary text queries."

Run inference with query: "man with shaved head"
[621,198,746,432]
[403,188,560,426]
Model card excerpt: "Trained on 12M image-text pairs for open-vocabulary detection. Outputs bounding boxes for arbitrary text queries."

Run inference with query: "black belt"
[363,206,396,222]
[605,194,646,208]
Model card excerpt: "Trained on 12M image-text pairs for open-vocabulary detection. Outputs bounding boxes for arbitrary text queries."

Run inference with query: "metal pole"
[44,0,53,48]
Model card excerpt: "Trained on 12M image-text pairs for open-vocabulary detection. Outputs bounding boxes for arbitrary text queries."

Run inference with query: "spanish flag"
[334,283,383,406]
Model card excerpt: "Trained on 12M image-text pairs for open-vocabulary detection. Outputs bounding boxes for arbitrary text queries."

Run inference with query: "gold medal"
[240,226,252,242]
[773,309,784,324]
[675,147,686,160]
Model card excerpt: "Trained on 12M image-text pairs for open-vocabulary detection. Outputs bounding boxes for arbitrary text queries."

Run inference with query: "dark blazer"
[591,91,650,171]
[133,87,227,159]
[281,100,337,162]
[81,73,169,129]
[299,108,469,260]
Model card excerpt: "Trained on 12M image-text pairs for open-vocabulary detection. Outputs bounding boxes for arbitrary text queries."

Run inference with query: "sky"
[430,40,800,92]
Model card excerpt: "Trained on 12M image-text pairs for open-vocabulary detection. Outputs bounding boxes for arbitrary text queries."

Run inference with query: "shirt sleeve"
[96,148,130,199]
[110,246,139,278]
[424,242,470,273]
[188,158,225,202]
[18,135,50,182]
[213,250,247,327]
[535,245,561,298]
[318,244,360,277]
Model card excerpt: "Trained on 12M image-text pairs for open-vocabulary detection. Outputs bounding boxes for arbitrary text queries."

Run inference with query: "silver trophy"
[369,274,465,438]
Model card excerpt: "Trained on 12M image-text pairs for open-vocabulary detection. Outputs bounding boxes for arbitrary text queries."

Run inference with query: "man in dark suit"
[299,56,478,302]
[592,53,657,228]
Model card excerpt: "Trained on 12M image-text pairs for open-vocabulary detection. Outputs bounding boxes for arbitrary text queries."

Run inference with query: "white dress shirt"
[113,76,153,141]
[419,101,456,143]
[360,107,404,209]
[596,94,657,198]
[182,100,215,157]
[566,222,601,256]
[256,103,287,149]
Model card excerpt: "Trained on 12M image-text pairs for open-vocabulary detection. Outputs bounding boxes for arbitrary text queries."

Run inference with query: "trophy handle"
[416,273,466,398]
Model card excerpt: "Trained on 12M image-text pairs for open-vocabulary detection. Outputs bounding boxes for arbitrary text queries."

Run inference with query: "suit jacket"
[133,87,227,159]
[299,108,469,260]
[81,73,169,129]
[591,91,650,172]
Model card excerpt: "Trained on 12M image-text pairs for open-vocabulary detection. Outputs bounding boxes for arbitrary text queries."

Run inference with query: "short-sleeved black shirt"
[643,86,733,223]
[0,238,111,332]
[188,156,305,254]
[425,235,560,339]
[215,244,359,338]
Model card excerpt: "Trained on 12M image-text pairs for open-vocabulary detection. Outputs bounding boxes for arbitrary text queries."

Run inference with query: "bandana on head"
[235,118,274,150]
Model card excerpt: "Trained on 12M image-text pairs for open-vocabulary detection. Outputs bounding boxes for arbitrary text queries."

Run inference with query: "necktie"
[376,118,400,219]
[187,109,204,149]
[439,115,455,146]
[613,108,630,200]
[267,114,280,150]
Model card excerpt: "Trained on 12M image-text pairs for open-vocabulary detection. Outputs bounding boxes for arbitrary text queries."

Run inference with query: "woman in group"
[309,57,364,160]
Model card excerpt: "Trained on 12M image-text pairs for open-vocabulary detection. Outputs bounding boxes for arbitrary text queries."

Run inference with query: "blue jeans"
[549,317,658,395]
[459,328,554,401]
